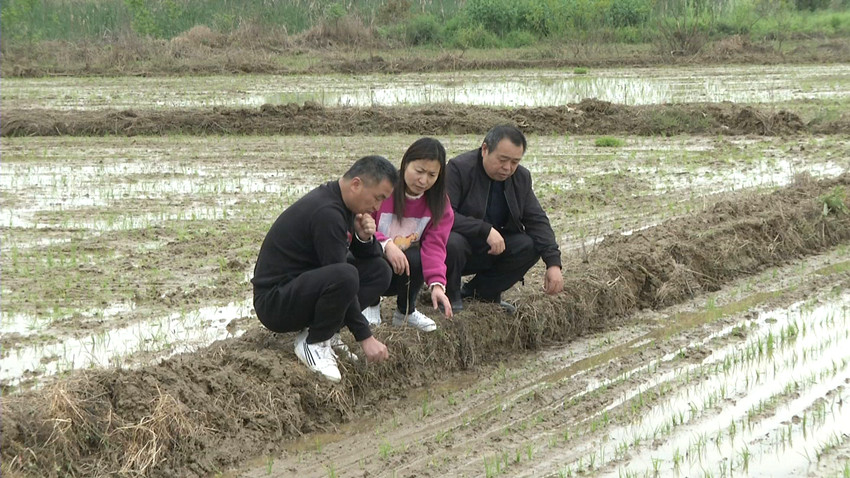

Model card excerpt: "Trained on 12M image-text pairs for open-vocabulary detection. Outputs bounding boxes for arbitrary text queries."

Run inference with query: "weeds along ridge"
[2,173,850,477]
[2,101,831,138]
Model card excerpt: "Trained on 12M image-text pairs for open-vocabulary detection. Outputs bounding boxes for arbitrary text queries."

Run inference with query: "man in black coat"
[252,155,397,382]
[445,125,564,313]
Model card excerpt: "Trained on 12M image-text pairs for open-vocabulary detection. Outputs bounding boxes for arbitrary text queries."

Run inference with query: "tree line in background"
[2,0,849,50]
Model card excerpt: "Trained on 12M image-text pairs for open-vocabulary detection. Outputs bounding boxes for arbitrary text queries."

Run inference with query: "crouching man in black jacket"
[252,155,397,382]
[446,125,564,313]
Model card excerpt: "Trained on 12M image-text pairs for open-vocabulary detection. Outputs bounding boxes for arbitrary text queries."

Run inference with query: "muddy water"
[238,254,850,478]
[0,299,252,387]
[3,64,849,110]
[581,294,850,477]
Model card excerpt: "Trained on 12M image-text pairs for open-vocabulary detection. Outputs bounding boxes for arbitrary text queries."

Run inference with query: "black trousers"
[445,231,539,303]
[383,246,425,315]
[253,255,391,343]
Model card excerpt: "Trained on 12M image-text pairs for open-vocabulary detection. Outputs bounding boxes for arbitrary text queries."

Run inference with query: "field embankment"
[5,101,846,137]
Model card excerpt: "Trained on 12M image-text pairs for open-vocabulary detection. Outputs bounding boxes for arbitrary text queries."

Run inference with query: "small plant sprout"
[379,439,393,460]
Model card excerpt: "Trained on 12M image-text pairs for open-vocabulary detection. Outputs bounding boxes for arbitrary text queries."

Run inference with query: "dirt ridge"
[3,38,849,78]
[3,101,840,138]
[2,173,850,477]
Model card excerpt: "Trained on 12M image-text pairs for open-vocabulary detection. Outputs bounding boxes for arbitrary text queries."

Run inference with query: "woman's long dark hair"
[393,137,448,227]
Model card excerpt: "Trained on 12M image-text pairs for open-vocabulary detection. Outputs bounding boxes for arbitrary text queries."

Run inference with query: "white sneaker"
[362,304,382,327]
[293,329,341,382]
[329,333,358,362]
[392,309,437,332]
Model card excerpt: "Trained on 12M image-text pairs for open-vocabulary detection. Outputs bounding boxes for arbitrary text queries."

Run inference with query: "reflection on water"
[0,299,253,387]
[4,64,850,110]
[244,65,850,107]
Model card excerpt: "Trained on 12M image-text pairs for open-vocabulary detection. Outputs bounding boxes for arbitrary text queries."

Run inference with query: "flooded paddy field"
[2,64,850,477]
[3,64,850,112]
[2,131,849,478]
[3,134,848,391]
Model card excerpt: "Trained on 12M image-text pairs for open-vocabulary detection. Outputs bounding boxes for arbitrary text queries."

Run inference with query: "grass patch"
[595,137,625,147]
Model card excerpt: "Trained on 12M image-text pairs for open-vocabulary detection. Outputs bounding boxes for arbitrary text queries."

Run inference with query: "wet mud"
[3,173,849,477]
[4,100,844,138]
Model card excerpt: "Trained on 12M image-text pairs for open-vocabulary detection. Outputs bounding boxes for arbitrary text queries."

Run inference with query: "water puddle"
[0,299,253,388]
[1,302,134,337]
[4,65,849,110]
[0,158,312,230]
[644,158,846,195]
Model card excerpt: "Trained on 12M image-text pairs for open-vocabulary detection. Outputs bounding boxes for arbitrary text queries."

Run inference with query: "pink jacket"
[371,195,454,287]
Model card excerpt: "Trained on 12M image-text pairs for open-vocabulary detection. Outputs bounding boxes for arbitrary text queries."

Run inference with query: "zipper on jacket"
[484,180,492,217]
[504,188,525,232]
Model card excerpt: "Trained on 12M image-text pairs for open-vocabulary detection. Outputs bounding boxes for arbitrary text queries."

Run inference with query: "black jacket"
[252,181,382,341]
[447,148,562,269]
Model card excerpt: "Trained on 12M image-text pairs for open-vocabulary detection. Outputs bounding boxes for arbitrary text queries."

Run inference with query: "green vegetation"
[2,0,849,49]
[595,137,625,147]
[819,186,849,215]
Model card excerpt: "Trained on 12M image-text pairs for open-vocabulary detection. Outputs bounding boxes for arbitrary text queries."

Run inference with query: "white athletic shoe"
[293,329,341,382]
[329,333,358,362]
[392,309,437,332]
[362,304,382,327]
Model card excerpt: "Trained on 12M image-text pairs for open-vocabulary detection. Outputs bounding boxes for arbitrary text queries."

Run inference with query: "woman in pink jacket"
[362,137,455,332]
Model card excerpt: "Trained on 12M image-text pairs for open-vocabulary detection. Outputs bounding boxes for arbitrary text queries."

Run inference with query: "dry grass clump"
[2,378,199,477]
[229,21,292,51]
[298,14,382,49]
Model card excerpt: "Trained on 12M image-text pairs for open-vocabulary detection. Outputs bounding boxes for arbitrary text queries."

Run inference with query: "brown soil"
[4,100,843,138]
[3,173,849,477]
[2,36,849,78]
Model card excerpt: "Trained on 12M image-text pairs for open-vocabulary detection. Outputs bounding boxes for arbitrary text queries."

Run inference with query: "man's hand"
[543,266,564,295]
[384,241,410,276]
[430,285,453,318]
[486,227,505,255]
[354,213,376,242]
[359,336,389,362]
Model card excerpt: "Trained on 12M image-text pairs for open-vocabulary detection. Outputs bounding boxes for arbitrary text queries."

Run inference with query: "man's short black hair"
[483,125,527,153]
[343,155,399,186]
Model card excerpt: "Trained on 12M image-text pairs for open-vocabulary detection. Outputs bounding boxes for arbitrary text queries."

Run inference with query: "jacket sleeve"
[447,158,492,240]
[350,231,383,258]
[419,201,454,286]
[310,205,352,266]
[521,175,562,269]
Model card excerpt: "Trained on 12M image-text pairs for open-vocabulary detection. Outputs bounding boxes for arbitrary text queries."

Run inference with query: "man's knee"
[446,232,471,260]
[359,256,392,289]
[327,262,360,295]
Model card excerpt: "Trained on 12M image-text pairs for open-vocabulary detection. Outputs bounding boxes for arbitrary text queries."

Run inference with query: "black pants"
[383,246,425,315]
[253,255,391,343]
[445,231,539,303]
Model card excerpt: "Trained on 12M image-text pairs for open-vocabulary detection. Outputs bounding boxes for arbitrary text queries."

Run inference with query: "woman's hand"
[431,285,453,318]
[384,241,410,276]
